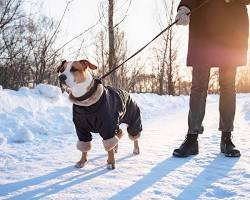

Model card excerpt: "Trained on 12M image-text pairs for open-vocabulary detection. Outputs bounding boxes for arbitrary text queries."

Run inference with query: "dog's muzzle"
[59,74,67,85]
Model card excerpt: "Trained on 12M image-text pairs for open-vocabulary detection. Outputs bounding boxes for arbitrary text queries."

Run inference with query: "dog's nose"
[59,74,67,83]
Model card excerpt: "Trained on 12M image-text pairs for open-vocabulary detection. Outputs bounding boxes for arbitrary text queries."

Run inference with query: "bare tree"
[94,0,143,90]
[108,0,116,86]
[26,16,60,86]
[0,0,22,30]
[153,0,180,95]
[236,67,250,93]
[0,0,61,89]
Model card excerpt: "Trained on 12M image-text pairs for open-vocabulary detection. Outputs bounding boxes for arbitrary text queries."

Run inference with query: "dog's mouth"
[58,74,71,92]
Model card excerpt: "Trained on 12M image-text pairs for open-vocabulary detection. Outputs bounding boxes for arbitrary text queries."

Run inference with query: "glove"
[175,6,191,26]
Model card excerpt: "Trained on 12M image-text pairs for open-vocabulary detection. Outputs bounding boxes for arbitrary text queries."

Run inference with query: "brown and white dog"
[57,59,142,170]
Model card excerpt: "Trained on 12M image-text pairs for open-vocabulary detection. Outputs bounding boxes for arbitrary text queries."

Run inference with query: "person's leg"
[173,66,210,157]
[219,66,236,132]
[188,67,211,134]
[219,66,240,157]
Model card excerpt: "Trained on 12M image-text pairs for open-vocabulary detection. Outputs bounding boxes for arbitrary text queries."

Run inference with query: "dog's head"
[57,60,97,97]
[57,59,97,87]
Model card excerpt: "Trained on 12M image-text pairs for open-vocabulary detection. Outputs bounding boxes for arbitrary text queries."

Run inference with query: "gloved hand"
[175,6,191,26]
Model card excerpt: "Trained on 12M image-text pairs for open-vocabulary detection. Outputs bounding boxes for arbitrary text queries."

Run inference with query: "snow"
[242,97,250,122]
[0,85,74,145]
[0,84,250,200]
[35,84,62,99]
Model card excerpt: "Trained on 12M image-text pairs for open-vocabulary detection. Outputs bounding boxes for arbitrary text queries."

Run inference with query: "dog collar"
[74,79,102,101]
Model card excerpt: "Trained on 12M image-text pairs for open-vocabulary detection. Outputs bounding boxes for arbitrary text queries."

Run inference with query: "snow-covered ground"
[0,85,250,200]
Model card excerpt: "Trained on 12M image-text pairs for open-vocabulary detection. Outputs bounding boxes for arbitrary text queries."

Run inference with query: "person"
[173,0,250,158]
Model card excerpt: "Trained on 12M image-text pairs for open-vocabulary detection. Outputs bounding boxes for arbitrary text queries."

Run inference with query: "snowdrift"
[0,85,73,145]
[0,84,188,146]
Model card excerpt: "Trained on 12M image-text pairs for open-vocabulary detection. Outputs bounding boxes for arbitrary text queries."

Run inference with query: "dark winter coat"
[178,0,250,67]
[73,86,142,142]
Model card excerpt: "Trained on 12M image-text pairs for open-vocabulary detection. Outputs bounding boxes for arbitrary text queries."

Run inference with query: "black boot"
[221,132,241,157]
[173,134,199,157]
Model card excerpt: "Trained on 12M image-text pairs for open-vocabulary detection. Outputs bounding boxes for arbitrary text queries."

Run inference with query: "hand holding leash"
[176,6,191,26]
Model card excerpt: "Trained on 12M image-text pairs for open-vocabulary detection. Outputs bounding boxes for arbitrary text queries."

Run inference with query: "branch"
[114,0,132,28]
[45,0,74,50]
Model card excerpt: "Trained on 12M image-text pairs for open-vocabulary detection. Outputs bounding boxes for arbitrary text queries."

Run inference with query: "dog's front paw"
[133,148,140,155]
[75,160,87,168]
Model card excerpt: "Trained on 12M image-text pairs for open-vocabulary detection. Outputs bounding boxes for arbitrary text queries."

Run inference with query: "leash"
[100,0,211,81]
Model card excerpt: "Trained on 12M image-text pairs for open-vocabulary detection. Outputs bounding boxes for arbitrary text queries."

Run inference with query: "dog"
[57,59,142,170]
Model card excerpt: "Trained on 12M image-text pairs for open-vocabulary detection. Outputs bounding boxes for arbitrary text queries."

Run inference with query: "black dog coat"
[73,86,142,142]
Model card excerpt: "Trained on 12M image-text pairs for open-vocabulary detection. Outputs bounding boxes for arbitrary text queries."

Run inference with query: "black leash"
[100,0,210,81]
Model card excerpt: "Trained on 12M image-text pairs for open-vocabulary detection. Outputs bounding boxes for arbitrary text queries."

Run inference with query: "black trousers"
[188,67,236,134]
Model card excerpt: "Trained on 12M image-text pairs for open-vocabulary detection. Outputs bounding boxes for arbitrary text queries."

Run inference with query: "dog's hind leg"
[128,133,141,155]
[133,140,140,155]
[107,149,115,170]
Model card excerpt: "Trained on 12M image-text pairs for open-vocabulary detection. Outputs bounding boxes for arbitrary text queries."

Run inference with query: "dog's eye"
[70,67,78,73]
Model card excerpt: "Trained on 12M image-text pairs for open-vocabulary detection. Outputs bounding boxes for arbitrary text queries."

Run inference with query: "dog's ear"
[80,60,97,70]
[57,60,67,73]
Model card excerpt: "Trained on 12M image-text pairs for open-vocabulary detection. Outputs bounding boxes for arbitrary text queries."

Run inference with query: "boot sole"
[173,150,199,158]
[221,149,241,158]
[221,151,241,158]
